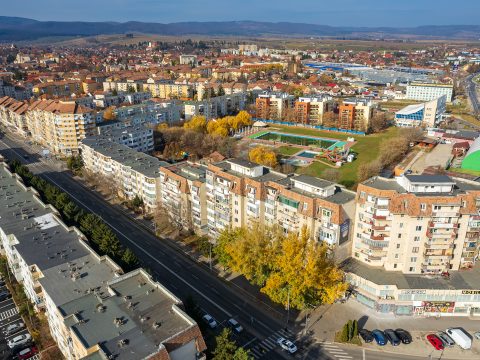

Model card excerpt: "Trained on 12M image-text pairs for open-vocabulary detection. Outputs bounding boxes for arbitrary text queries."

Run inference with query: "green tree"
[216,85,225,96]
[121,248,139,270]
[340,322,350,342]
[131,195,144,209]
[212,328,252,360]
[351,319,358,339]
[63,201,80,224]
[346,320,353,341]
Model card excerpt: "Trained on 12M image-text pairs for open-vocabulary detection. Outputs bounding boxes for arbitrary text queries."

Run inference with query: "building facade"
[406,82,453,103]
[338,98,373,132]
[255,92,295,120]
[395,95,446,128]
[294,95,333,124]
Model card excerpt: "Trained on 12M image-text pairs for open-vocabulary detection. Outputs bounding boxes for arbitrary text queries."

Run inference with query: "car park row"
[0,276,38,360]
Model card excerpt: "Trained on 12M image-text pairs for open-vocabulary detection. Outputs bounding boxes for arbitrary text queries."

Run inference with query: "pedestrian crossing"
[0,308,18,321]
[318,340,353,360]
[249,328,293,359]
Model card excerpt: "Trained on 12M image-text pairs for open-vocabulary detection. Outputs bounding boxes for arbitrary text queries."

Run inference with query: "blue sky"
[3,0,478,27]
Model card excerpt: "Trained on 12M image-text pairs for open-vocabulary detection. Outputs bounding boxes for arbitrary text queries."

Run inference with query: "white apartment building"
[95,125,154,152]
[406,82,453,102]
[0,96,30,136]
[159,162,208,234]
[184,93,246,120]
[205,159,356,245]
[179,54,198,66]
[0,162,207,360]
[115,100,182,125]
[80,138,168,211]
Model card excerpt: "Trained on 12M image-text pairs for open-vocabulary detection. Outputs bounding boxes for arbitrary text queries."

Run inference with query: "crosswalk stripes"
[249,328,293,359]
[29,355,40,360]
[318,340,353,360]
[0,308,18,321]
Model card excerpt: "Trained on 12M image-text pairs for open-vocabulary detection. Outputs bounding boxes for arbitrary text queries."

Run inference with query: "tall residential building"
[179,55,198,66]
[27,99,95,155]
[95,125,154,153]
[406,82,453,103]
[255,92,295,120]
[0,96,30,136]
[115,101,182,125]
[159,162,208,233]
[80,139,168,211]
[338,98,373,132]
[142,79,193,99]
[205,159,355,245]
[295,95,333,124]
[184,93,246,120]
[395,95,446,128]
[353,174,480,274]
[0,162,206,360]
[32,80,83,97]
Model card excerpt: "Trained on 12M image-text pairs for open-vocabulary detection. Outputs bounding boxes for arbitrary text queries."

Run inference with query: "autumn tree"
[249,146,278,168]
[233,110,252,130]
[322,168,340,183]
[378,137,409,167]
[369,111,389,133]
[357,159,382,183]
[103,106,116,121]
[322,111,337,128]
[184,115,207,133]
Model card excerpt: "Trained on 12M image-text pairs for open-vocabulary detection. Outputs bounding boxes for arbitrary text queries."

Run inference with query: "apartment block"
[184,93,246,120]
[27,99,95,155]
[159,162,208,233]
[205,159,355,245]
[0,162,206,360]
[0,96,30,136]
[255,92,295,120]
[179,55,198,66]
[142,79,193,99]
[33,80,83,97]
[95,125,154,152]
[338,98,373,132]
[80,139,168,211]
[295,95,333,124]
[406,82,453,102]
[115,101,182,125]
[353,174,480,274]
[395,95,446,128]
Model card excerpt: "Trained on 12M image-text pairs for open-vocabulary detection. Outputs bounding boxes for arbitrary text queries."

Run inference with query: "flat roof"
[343,257,480,291]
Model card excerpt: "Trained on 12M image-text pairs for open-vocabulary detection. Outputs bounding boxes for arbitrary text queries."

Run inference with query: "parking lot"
[0,280,39,360]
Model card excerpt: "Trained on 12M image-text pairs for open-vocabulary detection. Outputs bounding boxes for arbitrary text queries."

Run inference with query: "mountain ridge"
[0,16,479,41]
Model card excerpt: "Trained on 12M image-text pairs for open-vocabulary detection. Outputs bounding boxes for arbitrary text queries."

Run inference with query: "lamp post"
[285,286,290,330]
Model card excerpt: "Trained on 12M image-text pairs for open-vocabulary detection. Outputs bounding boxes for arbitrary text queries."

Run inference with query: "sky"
[2,0,479,27]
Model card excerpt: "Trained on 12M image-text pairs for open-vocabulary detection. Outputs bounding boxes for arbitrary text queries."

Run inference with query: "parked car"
[7,334,31,349]
[4,322,25,336]
[427,334,444,351]
[276,337,297,354]
[359,329,374,343]
[0,279,5,287]
[0,291,11,301]
[227,318,243,334]
[395,329,412,344]
[446,328,472,350]
[371,330,386,346]
[474,331,480,340]
[384,329,401,346]
[18,346,38,360]
[202,314,217,329]
[437,331,455,347]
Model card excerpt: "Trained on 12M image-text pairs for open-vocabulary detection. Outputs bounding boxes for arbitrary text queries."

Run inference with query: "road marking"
[0,308,17,321]
[333,356,352,359]
[0,317,22,329]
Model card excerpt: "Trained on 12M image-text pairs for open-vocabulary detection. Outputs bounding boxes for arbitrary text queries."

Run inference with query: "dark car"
[395,329,412,344]
[437,331,455,347]
[384,329,401,346]
[0,291,11,301]
[372,329,386,346]
[359,329,374,343]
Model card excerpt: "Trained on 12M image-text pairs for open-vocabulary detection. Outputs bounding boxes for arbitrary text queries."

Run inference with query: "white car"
[228,318,244,334]
[202,314,217,329]
[277,337,298,354]
[4,322,25,336]
[7,333,31,349]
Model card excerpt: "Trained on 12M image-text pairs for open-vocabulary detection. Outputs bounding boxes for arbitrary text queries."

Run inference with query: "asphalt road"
[466,73,480,113]
[0,133,321,360]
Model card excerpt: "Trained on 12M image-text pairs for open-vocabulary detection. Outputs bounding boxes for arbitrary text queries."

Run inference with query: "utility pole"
[285,287,290,329]
[209,242,212,271]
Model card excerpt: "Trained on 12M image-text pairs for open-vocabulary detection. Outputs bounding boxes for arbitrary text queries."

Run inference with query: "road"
[466,73,480,114]
[0,132,336,360]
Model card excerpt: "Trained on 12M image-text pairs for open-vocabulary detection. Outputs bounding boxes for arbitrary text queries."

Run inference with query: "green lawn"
[284,127,402,188]
[448,167,480,176]
[273,125,350,140]
[277,145,302,156]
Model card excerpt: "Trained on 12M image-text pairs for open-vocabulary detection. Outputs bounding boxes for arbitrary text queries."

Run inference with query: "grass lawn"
[288,127,401,188]
[273,125,350,140]
[448,167,480,176]
[277,145,302,156]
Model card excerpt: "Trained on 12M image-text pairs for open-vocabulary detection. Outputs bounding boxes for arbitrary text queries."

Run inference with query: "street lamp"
[285,286,290,329]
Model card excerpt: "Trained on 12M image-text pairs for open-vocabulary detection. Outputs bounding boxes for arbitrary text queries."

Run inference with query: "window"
[303,202,308,211]
[396,244,401,249]
[434,205,441,210]
[416,225,422,231]
[420,203,426,211]
[395,254,399,259]
[399,223,404,228]
[322,209,332,217]
[410,257,417,263]
[412,247,419,253]
[398,234,402,239]
[409,267,415,272]
[393,264,398,269]
[414,236,420,242]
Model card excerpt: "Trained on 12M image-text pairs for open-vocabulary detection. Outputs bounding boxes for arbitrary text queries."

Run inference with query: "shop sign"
[422,301,455,313]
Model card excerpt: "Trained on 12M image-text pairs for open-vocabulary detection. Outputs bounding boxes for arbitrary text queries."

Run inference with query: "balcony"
[370,233,388,241]
[372,214,387,220]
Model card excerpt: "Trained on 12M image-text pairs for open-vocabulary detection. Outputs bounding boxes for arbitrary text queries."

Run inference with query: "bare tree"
[322,168,341,183]
[357,160,382,183]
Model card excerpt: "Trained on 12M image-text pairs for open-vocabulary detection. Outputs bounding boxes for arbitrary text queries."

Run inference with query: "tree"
[131,195,144,210]
[357,160,382,183]
[249,146,278,168]
[322,111,337,128]
[340,322,350,342]
[347,320,353,341]
[351,319,358,339]
[103,106,116,121]
[184,115,207,133]
[369,111,389,133]
[216,85,225,96]
[121,248,139,270]
[378,136,409,167]
[212,328,252,360]
[233,111,252,130]
[322,168,340,183]
[66,155,84,174]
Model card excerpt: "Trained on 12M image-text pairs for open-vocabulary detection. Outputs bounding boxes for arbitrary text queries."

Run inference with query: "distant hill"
[0,16,479,41]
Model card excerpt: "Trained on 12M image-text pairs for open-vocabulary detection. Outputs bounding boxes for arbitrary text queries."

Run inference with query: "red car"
[427,334,444,350]
[18,346,38,360]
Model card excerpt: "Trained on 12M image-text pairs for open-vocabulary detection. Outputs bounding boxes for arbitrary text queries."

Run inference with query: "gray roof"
[404,174,454,184]
[227,158,260,169]
[81,138,168,178]
[343,257,480,290]
[213,159,286,182]
[292,174,335,190]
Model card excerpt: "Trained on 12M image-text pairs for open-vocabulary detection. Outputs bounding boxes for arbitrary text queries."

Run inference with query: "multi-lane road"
[466,73,480,114]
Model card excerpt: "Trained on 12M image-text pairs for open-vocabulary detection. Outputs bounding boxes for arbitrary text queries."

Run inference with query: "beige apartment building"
[80,138,168,211]
[295,95,334,124]
[205,158,356,246]
[353,174,480,274]
[142,79,193,99]
[159,162,208,234]
[0,96,29,136]
[27,99,95,155]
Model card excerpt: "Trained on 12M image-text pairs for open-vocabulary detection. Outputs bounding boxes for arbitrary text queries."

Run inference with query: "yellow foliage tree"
[184,115,207,133]
[249,146,278,168]
[233,111,252,130]
[103,106,116,121]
